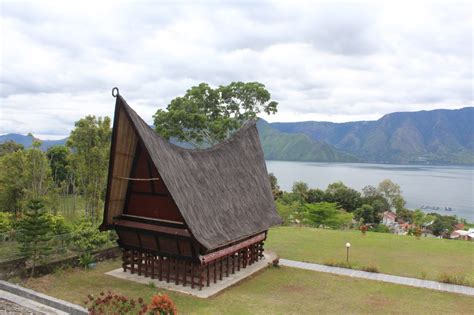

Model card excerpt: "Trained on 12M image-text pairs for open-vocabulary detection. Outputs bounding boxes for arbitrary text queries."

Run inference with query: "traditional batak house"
[100,89,282,289]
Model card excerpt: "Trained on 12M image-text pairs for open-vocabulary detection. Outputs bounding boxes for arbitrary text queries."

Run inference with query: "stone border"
[279,259,474,296]
[0,280,88,314]
[106,252,277,298]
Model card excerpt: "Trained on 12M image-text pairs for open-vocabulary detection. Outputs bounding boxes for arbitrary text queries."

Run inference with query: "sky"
[0,0,472,139]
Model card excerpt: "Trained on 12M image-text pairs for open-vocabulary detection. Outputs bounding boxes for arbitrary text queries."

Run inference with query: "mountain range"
[268,107,473,165]
[0,133,67,151]
[1,107,472,165]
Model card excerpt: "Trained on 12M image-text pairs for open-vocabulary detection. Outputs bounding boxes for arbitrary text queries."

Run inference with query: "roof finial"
[112,87,119,98]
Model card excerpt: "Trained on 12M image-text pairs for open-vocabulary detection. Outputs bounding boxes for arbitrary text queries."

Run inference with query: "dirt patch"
[366,294,393,308]
[23,274,53,293]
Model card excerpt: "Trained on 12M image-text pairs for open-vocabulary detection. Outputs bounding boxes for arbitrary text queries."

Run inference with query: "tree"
[292,181,309,201]
[0,141,23,157]
[377,179,405,212]
[304,202,353,229]
[430,214,458,237]
[17,199,52,276]
[268,173,282,199]
[0,150,27,215]
[306,188,325,203]
[67,116,111,221]
[47,145,72,187]
[362,185,378,198]
[24,140,53,199]
[397,208,414,223]
[153,82,278,148]
[325,181,362,212]
[354,204,379,224]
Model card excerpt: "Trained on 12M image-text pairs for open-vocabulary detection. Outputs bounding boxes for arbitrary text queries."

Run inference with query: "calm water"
[265,161,474,222]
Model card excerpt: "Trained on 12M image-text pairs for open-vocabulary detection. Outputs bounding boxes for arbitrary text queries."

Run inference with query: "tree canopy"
[153,82,278,148]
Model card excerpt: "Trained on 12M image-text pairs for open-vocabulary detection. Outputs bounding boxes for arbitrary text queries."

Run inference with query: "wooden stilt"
[159,256,163,281]
[166,257,170,283]
[213,261,217,283]
[206,264,210,287]
[183,262,187,287]
[219,258,223,280]
[191,264,195,289]
[226,255,230,277]
[175,259,179,285]
[199,266,203,290]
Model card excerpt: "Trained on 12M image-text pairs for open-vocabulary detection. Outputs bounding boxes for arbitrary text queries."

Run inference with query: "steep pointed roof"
[102,95,282,250]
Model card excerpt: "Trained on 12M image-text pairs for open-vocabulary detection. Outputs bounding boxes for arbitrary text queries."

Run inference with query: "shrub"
[0,212,13,241]
[437,273,472,286]
[79,253,95,269]
[148,293,177,315]
[371,224,390,233]
[361,265,379,273]
[85,291,148,315]
[323,259,353,269]
[70,220,109,253]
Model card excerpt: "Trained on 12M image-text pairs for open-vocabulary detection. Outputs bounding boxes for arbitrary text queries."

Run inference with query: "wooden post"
[213,261,217,283]
[191,263,195,289]
[232,253,235,274]
[175,259,179,285]
[237,251,241,271]
[159,256,163,281]
[199,266,203,290]
[166,257,170,283]
[206,264,210,287]
[226,255,230,277]
[219,258,223,280]
[183,261,187,287]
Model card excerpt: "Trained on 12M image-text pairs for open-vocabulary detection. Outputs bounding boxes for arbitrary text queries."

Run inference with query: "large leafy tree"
[153,82,278,148]
[24,140,53,199]
[67,116,111,221]
[325,181,362,212]
[377,179,406,213]
[304,202,353,229]
[354,204,379,224]
[0,150,27,215]
[47,145,72,187]
[0,141,23,157]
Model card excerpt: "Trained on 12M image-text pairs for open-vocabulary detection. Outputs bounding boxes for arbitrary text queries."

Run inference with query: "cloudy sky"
[1,0,472,139]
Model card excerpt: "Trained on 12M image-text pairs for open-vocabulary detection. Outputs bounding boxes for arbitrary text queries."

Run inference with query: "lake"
[265,161,474,222]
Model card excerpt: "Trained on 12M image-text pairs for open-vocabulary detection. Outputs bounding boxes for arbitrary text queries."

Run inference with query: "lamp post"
[345,242,351,263]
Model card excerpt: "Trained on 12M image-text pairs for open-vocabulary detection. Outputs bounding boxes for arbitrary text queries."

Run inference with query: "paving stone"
[278,259,474,296]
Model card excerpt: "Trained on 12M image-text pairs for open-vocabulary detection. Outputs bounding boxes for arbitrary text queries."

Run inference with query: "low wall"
[0,246,121,280]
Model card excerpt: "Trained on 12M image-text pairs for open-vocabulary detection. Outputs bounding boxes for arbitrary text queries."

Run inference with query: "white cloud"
[0,0,472,138]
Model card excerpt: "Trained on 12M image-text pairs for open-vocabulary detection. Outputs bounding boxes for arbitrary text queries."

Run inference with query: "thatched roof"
[102,94,282,250]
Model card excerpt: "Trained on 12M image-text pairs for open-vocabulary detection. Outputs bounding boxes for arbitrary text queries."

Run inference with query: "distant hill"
[0,133,67,151]
[2,107,472,165]
[257,120,359,162]
[270,107,474,165]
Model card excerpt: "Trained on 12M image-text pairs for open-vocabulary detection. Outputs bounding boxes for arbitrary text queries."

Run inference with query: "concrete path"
[279,259,474,297]
[0,280,87,314]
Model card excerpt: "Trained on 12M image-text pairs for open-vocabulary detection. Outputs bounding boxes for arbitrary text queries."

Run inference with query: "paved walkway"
[279,259,474,297]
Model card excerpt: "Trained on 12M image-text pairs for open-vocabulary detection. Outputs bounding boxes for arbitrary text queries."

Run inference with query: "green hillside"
[270,107,474,165]
[257,120,358,162]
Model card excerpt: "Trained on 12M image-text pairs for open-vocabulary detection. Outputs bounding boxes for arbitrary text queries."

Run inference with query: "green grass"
[0,240,22,262]
[22,259,474,314]
[266,226,474,284]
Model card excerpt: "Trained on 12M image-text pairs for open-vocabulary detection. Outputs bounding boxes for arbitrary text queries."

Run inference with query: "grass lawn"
[22,259,474,314]
[266,226,474,284]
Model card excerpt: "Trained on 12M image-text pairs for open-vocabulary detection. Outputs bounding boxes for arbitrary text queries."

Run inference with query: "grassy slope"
[23,259,474,315]
[266,226,474,283]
